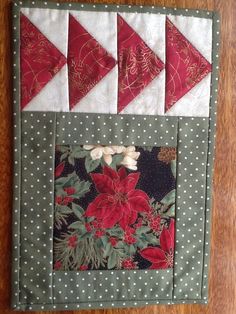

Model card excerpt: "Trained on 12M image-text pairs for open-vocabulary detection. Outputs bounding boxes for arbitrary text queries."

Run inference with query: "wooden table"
[0,0,235,313]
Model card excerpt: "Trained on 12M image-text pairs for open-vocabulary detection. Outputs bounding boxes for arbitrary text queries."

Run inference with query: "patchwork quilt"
[11,0,220,311]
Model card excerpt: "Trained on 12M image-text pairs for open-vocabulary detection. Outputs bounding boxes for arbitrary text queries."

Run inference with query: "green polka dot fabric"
[11,0,220,311]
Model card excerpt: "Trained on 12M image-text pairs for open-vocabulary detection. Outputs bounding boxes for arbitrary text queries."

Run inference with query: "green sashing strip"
[15,0,214,19]
[53,270,173,305]
[56,112,178,147]
[20,112,56,305]
[173,117,209,300]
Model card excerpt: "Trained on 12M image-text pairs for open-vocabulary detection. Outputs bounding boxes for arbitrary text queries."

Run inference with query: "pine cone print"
[157,147,176,164]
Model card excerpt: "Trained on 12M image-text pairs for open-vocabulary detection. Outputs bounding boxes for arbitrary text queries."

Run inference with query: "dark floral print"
[53,145,176,271]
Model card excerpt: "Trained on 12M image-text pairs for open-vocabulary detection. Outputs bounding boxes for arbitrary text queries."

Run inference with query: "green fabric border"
[15,298,210,311]
[56,112,177,147]
[15,0,213,18]
[173,117,209,300]
[11,1,21,309]
[53,270,173,304]
[11,0,220,311]
[201,12,220,300]
[20,112,56,305]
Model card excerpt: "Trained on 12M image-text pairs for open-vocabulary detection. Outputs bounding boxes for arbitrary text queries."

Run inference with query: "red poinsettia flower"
[140,219,175,269]
[85,166,150,230]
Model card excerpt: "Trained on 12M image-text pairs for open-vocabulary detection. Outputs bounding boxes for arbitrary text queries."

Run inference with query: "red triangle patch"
[165,18,212,112]
[20,13,67,110]
[117,15,164,113]
[68,14,117,110]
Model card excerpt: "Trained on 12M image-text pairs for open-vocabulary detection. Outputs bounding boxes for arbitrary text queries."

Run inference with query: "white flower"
[110,145,126,154]
[82,145,141,170]
[83,145,115,165]
[90,147,103,160]
[83,145,96,150]
[124,146,135,153]
[120,146,140,170]
[120,155,138,170]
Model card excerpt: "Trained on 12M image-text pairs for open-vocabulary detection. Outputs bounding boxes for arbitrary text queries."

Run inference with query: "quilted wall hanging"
[11,0,220,311]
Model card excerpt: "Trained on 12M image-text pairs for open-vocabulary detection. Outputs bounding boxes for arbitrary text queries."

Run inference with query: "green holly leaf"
[103,242,112,258]
[56,205,72,214]
[109,154,124,169]
[68,222,87,236]
[85,156,101,172]
[160,189,175,206]
[55,175,73,187]
[70,146,89,159]
[135,226,150,235]
[80,232,92,239]
[87,217,94,223]
[55,186,66,196]
[60,151,69,162]
[163,204,175,218]
[95,238,104,249]
[68,221,84,230]
[108,228,124,238]
[115,241,125,249]
[100,235,109,247]
[68,155,75,166]
[73,180,91,198]
[107,251,117,269]
[121,243,135,256]
[143,233,159,245]
[61,172,79,188]
[136,238,148,249]
[72,203,84,218]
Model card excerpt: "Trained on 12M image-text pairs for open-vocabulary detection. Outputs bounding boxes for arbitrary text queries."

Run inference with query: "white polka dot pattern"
[56,113,177,147]
[53,270,173,303]
[12,3,21,308]
[20,113,55,304]
[173,117,208,300]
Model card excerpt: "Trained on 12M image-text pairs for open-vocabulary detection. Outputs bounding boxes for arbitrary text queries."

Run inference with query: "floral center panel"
[53,145,176,271]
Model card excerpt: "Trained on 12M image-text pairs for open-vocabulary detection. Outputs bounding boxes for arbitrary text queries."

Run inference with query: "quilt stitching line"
[172,116,180,298]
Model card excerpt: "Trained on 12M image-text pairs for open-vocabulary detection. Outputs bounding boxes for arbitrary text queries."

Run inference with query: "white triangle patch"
[20,8,68,57]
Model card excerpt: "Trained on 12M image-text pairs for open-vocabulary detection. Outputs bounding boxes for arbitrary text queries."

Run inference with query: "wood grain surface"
[0,0,235,313]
